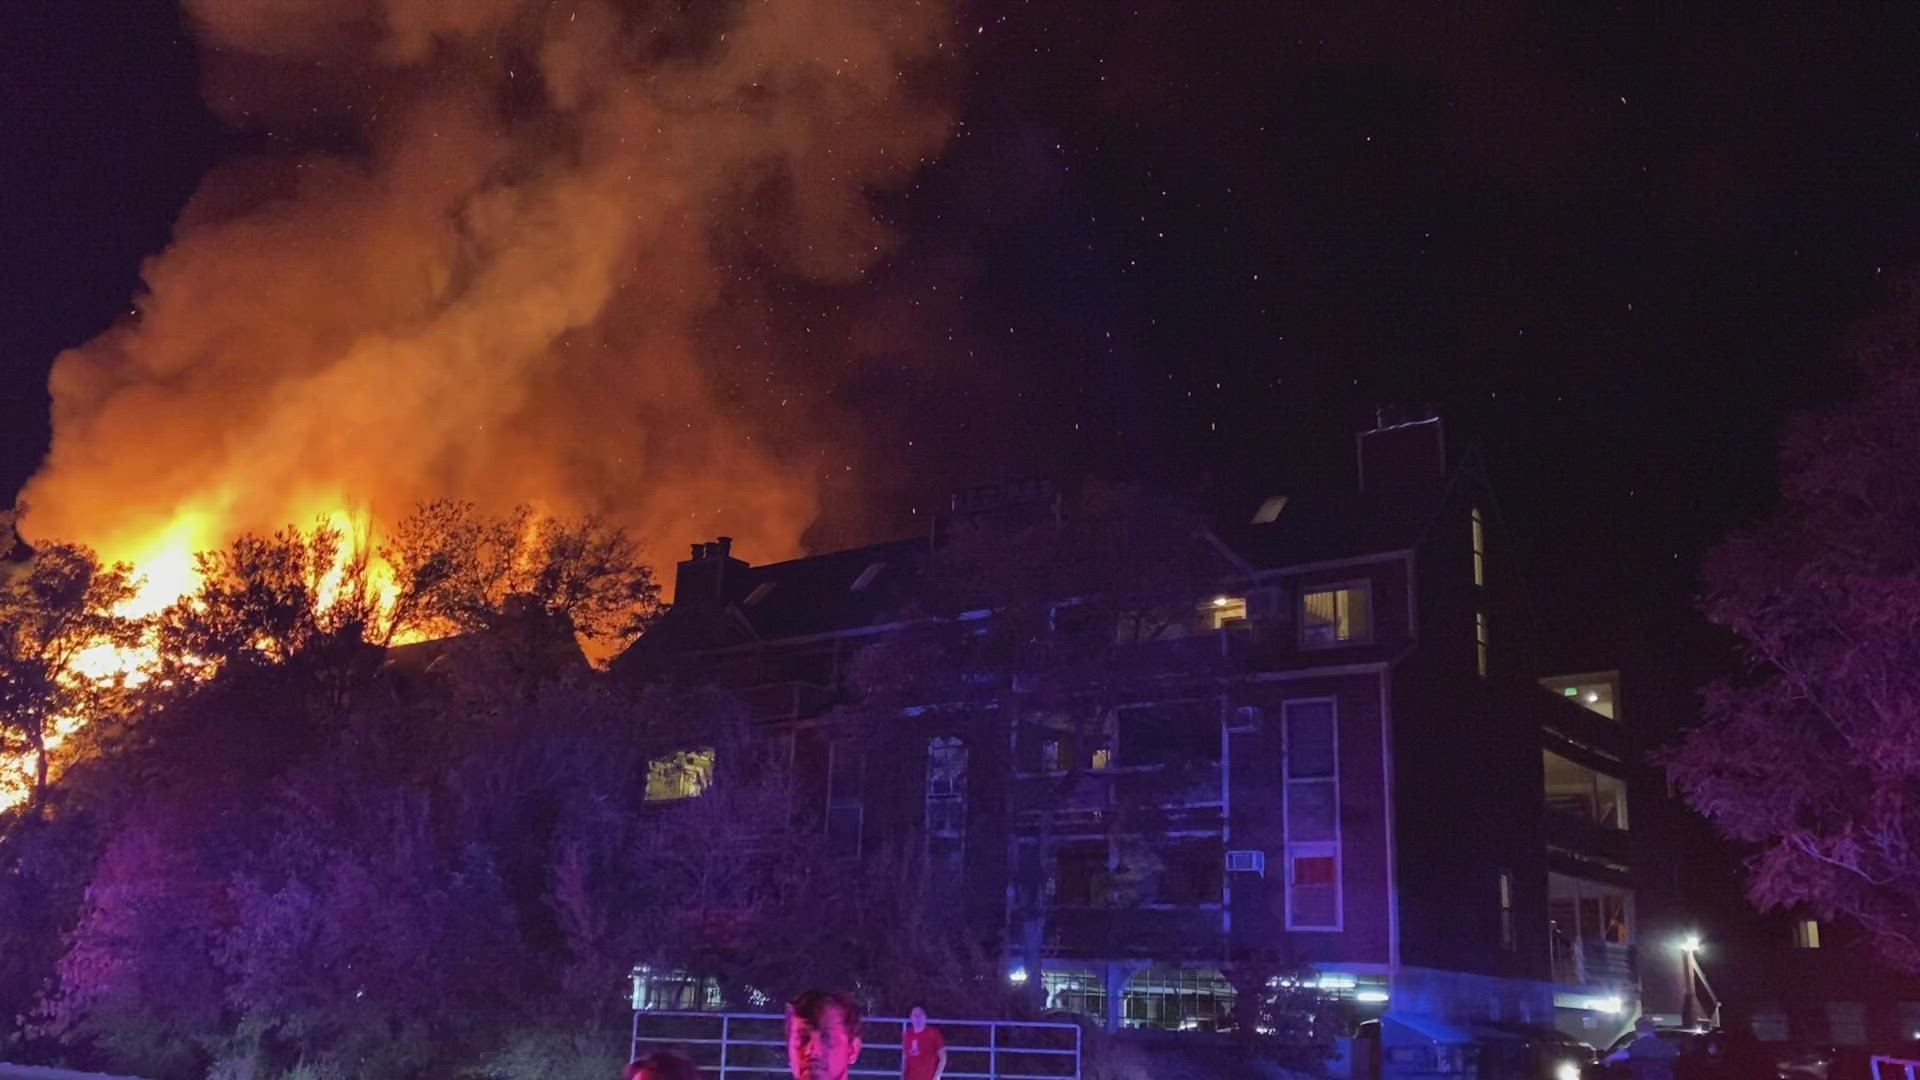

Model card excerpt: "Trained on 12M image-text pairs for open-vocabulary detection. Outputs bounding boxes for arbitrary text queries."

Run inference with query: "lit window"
[1542,675,1619,720]
[645,748,714,801]
[1476,609,1489,677]
[1471,507,1485,586]
[1040,738,1062,773]
[1284,699,1340,930]
[1543,750,1628,830]
[1499,870,1517,951]
[1300,584,1372,648]
[1794,919,1821,949]
[1091,746,1114,770]
[1206,595,1248,629]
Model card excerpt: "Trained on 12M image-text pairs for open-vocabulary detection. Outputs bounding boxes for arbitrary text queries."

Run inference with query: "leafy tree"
[0,539,141,817]
[14,503,672,1078]
[1669,277,1920,969]
[381,500,662,656]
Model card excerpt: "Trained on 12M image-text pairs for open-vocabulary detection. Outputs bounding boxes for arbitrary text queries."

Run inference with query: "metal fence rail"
[1873,1056,1920,1080]
[631,1010,1081,1079]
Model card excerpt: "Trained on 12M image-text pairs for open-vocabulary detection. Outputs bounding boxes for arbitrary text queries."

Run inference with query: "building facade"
[614,413,1642,1044]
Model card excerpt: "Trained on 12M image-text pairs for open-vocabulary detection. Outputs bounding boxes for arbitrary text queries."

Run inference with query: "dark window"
[1041,738,1062,772]
[1284,699,1341,930]
[1053,844,1105,907]
[1117,701,1219,766]
[1157,839,1225,905]
[1827,1002,1868,1046]
[1499,871,1517,951]
[827,744,864,858]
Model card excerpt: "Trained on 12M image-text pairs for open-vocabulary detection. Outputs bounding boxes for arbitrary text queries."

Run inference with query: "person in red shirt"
[901,1005,947,1080]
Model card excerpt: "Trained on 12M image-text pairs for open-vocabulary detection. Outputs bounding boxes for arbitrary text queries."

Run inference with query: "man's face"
[787,1004,862,1080]
[910,1007,928,1032]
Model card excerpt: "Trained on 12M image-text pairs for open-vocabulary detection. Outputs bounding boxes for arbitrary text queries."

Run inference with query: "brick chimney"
[1356,404,1447,499]
[675,535,747,604]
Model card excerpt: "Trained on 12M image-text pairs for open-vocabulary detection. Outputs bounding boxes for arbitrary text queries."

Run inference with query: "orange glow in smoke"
[5,0,967,811]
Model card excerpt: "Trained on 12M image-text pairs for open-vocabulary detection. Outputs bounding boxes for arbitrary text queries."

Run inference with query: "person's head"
[786,989,863,1080]
[626,1048,703,1080]
[909,1005,928,1032]
[1635,1016,1658,1037]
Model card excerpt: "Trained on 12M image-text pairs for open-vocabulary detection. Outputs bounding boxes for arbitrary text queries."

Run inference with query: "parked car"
[1589,1026,1795,1079]
[1470,1021,1596,1080]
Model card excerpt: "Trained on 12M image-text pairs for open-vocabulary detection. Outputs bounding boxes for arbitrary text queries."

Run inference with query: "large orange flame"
[7,0,964,810]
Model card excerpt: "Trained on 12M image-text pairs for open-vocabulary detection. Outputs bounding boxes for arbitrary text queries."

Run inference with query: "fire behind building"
[612,411,1641,1046]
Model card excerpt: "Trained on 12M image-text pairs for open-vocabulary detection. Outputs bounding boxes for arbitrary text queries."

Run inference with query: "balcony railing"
[1043,906,1224,959]
[1544,813,1632,867]
[631,1010,1081,1078]
[1550,938,1636,987]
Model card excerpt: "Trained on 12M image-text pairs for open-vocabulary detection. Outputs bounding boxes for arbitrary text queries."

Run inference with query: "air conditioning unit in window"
[1226,850,1266,876]
[1227,705,1263,734]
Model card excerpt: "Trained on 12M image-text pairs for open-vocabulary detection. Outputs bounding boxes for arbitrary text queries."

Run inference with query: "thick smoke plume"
[20,0,958,584]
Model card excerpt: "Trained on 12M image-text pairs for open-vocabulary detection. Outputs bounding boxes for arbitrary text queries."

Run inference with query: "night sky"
[5,2,1920,709]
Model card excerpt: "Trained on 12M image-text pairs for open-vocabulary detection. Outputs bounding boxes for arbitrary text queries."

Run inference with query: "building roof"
[1209,483,1441,570]
[617,419,1485,673]
[720,535,932,640]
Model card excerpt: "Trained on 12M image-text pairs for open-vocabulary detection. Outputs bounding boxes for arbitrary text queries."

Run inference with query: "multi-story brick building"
[613,412,1643,1045]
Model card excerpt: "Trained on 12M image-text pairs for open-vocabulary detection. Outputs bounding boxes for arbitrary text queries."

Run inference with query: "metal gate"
[630,1010,1082,1079]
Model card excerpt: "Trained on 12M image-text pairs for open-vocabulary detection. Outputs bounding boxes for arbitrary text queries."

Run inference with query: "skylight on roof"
[850,562,885,592]
[744,581,776,606]
[1252,495,1289,525]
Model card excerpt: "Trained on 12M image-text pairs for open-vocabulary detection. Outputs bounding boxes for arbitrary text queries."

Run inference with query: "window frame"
[926,736,969,863]
[1794,919,1821,949]
[1205,595,1249,630]
[1499,869,1517,951]
[1283,697,1343,931]
[1472,507,1486,586]
[1476,608,1490,678]
[1297,580,1375,650]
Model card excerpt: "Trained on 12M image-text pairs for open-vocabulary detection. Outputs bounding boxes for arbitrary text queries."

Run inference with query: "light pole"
[1678,936,1703,1029]
[1678,937,1700,1027]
